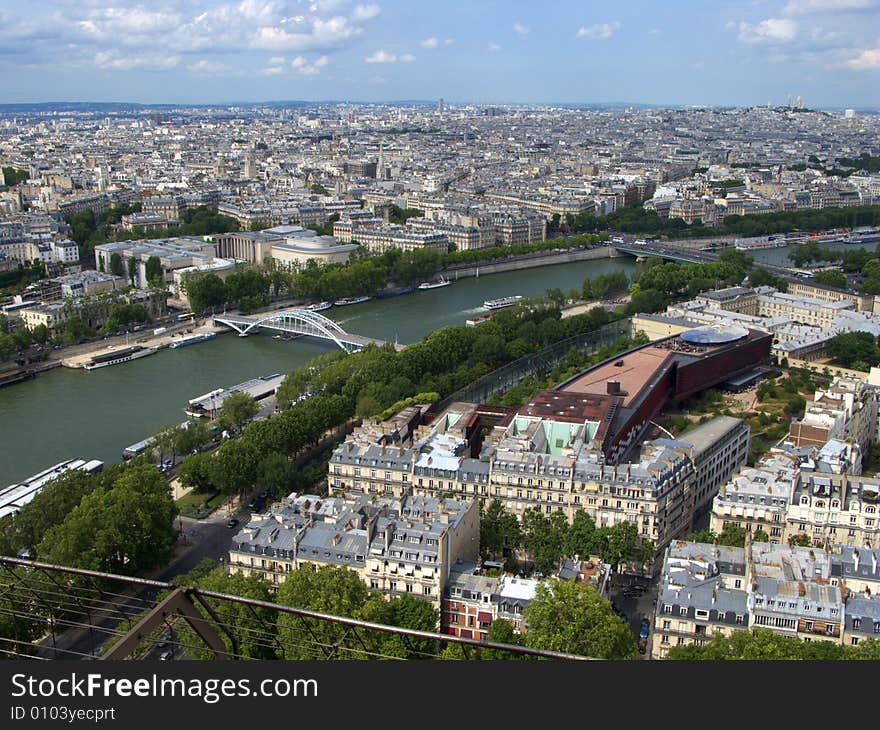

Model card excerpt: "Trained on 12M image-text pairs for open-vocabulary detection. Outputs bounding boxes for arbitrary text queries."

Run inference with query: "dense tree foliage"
[1,166,29,187]
[65,204,238,260]
[827,331,880,370]
[811,269,847,289]
[522,580,637,659]
[565,202,880,238]
[35,462,177,574]
[582,270,629,300]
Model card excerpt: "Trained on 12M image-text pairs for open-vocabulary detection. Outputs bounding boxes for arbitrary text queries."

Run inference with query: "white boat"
[334,295,372,306]
[307,301,332,312]
[169,332,217,349]
[418,276,450,290]
[83,345,158,370]
[483,295,523,310]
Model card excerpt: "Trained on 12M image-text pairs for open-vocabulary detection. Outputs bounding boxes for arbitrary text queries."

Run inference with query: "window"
[662,620,671,630]
[853,618,861,630]
[679,607,687,616]
[735,615,744,625]
[663,604,672,614]
[695,609,709,620]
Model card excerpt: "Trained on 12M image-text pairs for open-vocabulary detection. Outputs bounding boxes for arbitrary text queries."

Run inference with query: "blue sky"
[0,0,878,107]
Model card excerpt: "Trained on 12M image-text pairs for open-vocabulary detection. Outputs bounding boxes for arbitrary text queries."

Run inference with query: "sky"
[0,0,878,108]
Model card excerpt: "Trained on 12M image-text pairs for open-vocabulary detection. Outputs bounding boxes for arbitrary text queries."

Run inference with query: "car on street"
[226,518,239,528]
[159,650,173,661]
[639,618,651,639]
[638,636,648,654]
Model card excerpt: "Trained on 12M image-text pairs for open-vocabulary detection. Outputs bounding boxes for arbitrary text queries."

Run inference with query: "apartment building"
[228,491,479,609]
[710,451,797,542]
[492,213,546,245]
[786,471,880,549]
[789,374,878,452]
[677,416,751,521]
[651,540,849,658]
[329,399,747,568]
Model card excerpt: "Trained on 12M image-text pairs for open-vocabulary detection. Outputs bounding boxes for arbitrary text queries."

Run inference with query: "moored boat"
[333,295,372,306]
[307,301,333,312]
[83,345,158,370]
[169,332,217,349]
[418,276,450,290]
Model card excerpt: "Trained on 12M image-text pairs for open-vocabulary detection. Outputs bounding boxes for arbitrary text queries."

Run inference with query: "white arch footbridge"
[213,309,399,352]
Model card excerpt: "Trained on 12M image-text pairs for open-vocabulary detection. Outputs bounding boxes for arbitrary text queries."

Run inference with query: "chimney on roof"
[332,533,341,546]
[854,549,860,572]
[607,380,621,395]
[384,523,393,552]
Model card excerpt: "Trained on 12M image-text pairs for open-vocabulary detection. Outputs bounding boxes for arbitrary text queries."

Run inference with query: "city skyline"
[0,0,878,108]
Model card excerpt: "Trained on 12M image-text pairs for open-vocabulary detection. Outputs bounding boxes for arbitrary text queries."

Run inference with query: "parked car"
[226,518,239,528]
[638,636,648,654]
[159,650,173,661]
[639,618,651,639]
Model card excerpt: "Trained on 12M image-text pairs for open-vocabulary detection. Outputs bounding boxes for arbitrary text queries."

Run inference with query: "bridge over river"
[613,243,796,279]
[214,309,403,352]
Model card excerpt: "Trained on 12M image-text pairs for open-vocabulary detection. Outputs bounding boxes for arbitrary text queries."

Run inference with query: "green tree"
[276,566,369,659]
[482,619,522,660]
[812,269,847,289]
[522,580,637,659]
[716,524,748,547]
[37,463,177,574]
[127,257,138,287]
[255,452,295,497]
[183,272,228,313]
[521,508,568,575]
[219,391,259,434]
[789,533,813,547]
[173,562,279,659]
[828,331,880,369]
[145,256,163,286]
[109,252,124,277]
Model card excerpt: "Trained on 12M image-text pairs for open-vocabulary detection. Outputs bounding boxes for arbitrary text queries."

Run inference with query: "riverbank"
[441,244,622,280]
[60,320,223,368]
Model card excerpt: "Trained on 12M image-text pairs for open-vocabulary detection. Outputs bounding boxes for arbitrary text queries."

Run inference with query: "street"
[607,573,659,659]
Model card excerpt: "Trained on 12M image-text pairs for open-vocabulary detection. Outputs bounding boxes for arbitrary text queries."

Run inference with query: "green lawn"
[175,490,223,519]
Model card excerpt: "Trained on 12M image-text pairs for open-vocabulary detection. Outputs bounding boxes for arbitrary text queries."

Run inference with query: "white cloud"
[292,54,329,74]
[252,16,365,51]
[398,53,415,62]
[784,0,878,14]
[420,36,439,48]
[487,41,501,52]
[0,1,384,71]
[845,47,880,68]
[260,65,285,75]
[368,75,387,84]
[269,56,285,66]
[351,4,381,22]
[513,22,530,38]
[648,28,661,35]
[444,38,455,45]
[576,22,621,39]
[365,49,397,63]
[94,49,180,71]
[737,18,798,44]
[187,59,231,73]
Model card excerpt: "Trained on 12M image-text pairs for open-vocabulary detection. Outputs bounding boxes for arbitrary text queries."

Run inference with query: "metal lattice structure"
[0,557,595,661]
[213,309,389,351]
